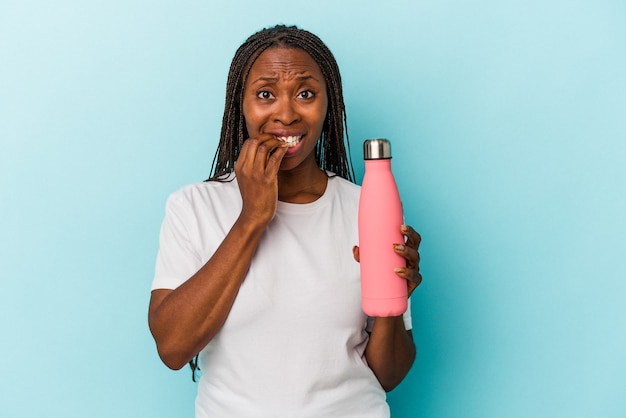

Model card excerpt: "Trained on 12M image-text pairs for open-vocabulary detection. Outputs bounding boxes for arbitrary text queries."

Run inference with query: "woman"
[148,24,422,417]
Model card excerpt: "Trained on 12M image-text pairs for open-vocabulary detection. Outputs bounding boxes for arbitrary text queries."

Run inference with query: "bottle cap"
[363,138,392,160]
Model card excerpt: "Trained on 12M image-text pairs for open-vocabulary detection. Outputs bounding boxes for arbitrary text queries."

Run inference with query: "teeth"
[277,136,302,147]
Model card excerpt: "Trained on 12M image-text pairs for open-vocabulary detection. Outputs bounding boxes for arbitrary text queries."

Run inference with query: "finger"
[235,139,252,173]
[265,143,289,177]
[401,224,421,250]
[394,242,420,267]
[252,136,286,171]
[237,134,279,169]
[394,266,423,286]
[236,137,266,176]
[352,245,360,263]
[394,256,423,295]
[394,268,422,299]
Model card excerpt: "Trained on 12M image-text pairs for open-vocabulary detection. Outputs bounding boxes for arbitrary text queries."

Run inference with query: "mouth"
[276,135,302,148]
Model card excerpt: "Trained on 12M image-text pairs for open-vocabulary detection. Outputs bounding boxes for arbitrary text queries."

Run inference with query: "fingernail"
[401,224,408,232]
[394,244,405,251]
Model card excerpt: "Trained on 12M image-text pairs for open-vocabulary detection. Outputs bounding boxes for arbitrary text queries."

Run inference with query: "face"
[242,47,328,171]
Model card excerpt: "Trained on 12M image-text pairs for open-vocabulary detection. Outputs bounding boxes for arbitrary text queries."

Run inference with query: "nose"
[273,98,300,125]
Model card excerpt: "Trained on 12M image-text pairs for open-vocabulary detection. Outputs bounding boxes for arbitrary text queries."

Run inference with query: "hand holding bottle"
[353,224,422,298]
[391,224,422,297]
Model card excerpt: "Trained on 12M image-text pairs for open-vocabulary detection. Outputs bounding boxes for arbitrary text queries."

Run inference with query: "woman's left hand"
[352,224,422,298]
[393,224,422,297]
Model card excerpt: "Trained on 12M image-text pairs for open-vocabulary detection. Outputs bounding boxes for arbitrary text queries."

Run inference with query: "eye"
[297,90,315,100]
[257,90,274,100]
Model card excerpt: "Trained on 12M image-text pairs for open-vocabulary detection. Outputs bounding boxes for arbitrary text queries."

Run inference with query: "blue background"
[2,0,625,417]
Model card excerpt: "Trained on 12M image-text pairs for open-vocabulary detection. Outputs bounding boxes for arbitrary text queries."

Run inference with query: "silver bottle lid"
[363,138,392,160]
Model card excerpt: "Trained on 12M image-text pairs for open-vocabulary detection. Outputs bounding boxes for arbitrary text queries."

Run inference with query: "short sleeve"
[151,193,203,291]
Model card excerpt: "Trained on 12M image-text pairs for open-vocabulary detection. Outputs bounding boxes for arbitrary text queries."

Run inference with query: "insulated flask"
[358,138,408,317]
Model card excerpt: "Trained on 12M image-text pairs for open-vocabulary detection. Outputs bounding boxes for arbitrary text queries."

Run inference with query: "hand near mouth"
[235,134,288,227]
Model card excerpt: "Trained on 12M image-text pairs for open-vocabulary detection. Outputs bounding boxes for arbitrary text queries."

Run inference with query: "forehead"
[246,47,325,82]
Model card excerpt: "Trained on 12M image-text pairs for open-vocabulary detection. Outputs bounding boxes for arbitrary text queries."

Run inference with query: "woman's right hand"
[234,134,288,227]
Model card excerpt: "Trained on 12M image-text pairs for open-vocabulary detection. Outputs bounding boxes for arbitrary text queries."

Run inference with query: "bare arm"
[148,136,287,370]
[148,216,266,370]
[365,318,416,392]
[356,225,423,391]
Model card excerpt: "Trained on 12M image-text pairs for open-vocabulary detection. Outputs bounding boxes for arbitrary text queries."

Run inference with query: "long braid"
[207,25,355,182]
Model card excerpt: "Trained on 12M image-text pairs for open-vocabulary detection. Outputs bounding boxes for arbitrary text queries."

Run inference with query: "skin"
[148,47,423,392]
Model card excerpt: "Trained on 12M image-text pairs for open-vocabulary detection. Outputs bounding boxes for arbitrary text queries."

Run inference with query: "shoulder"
[329,175,361,199]
[166,173,239,210]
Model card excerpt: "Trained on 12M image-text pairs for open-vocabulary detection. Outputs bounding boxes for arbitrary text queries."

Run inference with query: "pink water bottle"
[358,138,407,317]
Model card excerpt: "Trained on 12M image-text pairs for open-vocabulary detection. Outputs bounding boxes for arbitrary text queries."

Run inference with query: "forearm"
[148,214,265,369]
[364,316,416,392]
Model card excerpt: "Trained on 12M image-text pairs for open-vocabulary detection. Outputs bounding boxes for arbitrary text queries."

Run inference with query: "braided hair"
[208,24,355,182]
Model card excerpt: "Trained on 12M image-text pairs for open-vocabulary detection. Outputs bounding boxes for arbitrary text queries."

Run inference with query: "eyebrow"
[251,74,320,84]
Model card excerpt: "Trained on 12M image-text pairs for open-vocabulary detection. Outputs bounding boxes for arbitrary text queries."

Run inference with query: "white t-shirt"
[152,174,412,417]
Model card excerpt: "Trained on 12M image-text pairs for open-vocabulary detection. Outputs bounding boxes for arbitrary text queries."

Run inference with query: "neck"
[278,161,328,204]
